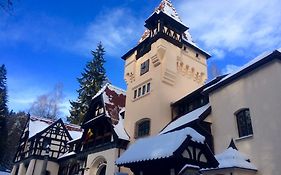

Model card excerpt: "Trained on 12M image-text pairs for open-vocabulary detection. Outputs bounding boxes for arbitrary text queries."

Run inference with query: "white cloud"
[222,64,241,74]
[176,0,281,59]
[75,8,144,57]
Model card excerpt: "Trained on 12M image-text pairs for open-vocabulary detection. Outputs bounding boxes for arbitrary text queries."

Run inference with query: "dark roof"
[204,49,281,94]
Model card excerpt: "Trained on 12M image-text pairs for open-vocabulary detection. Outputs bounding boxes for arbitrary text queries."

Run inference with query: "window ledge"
[235,134,253,142]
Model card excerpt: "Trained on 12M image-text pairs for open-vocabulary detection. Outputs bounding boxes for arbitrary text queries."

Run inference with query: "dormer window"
[140,59,149,75]
[95,105,104,117]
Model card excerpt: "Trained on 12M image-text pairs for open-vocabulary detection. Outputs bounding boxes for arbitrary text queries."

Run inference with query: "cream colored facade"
[124,38,208,139]
[85,148,121,175]
[11,160,59,175]
[207,59,281,175]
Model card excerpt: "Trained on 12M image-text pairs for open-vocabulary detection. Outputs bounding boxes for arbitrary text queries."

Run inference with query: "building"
[11,116,82,175]
[12,0,281,175]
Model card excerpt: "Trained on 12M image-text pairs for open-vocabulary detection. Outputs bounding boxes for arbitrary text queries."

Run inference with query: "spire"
[155,0,182,23]
[228,139,238,150]
[138,0,194,44]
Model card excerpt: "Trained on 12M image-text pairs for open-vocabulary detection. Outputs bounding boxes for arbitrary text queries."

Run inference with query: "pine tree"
[68,42,107,124]
[0,64,8,168]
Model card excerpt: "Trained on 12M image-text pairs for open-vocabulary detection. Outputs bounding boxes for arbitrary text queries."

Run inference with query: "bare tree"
[29,84,64,120]
[209,63,221,80]
[0,0,13,12]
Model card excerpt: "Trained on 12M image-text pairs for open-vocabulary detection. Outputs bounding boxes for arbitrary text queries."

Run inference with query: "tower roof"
[139,0,194,44]
[156,0,182,23]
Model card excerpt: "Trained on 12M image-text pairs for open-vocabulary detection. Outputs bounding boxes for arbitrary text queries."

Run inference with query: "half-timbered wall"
[14,119,72,163]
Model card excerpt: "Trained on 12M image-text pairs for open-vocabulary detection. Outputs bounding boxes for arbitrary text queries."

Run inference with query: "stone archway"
[90,156,107,175]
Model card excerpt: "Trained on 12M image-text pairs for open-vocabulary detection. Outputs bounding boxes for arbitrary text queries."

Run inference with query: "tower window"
[236,108,253,138]
[142,85,146,95]
[133,82,151,99]
[135,118,150,138]
[140,59,150,75]
[134,89,137,99]
[147,82,151,93]
[138,88,141,97]
[196,53,199,58]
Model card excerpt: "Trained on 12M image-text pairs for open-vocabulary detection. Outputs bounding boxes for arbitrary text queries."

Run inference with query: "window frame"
[135,118,151,138]
[140,59,150,76]
[235,108,253,138]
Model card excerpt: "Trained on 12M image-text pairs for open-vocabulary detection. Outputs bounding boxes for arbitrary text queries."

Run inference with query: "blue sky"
[1,0,281,117]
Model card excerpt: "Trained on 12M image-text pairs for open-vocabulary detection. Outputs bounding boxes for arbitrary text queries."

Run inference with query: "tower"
[123,0,210,139]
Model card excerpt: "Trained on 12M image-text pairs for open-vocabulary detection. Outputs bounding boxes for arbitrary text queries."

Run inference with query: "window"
[95,105,104,116]
[147,82,150,93]
[140,59,149,75]
[236,108,253,137]
[142,85,146,95]
[135,118,150,138]
[138,87,141,97]
[134,89,137,99]
[133,82,151,99]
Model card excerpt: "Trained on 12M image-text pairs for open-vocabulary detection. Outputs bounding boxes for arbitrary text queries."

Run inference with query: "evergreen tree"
[0,64,8,168]
[68,42,107,124]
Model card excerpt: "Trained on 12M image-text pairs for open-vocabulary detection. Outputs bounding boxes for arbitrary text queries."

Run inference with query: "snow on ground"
[160,104,210,134]
[0,171,10,175]
[116,127,205,165]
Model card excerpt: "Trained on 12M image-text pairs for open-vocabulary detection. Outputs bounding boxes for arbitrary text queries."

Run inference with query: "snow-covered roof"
[29,117,52,138]
[155,0,182,24]
[113,108,130,140]
[28,116,83,140]
[179,164,200,175]
[160,104,210,134]
[202,140,257,172]
[90,83,129,141]
[139,0,195,45]
[214,147,257,170]
[116,128,205,165]
[58,151,76,160]
[92,83,126,100]
[204,49,281,93]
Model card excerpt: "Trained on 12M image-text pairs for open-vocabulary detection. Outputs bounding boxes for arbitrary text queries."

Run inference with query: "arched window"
[135,118,150,138]
[235,108,253,137]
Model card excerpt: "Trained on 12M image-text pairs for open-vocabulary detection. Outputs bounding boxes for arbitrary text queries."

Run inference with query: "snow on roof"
[69,130,83,140]
[29,117,53,138]
[58,151,76,160]
[160,104,210,134]
[28,116,83,140]
[113,108,130,141]
[116,127,204,165]
[214,147,257,170]
[92,83,126,100]
[139,0,195,45]
[91,83,129,140]
[156,0,182,24]
[179,164,200,175]
[204,49,277,92]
